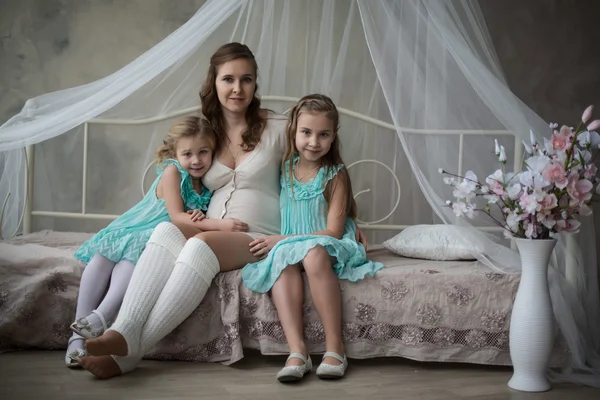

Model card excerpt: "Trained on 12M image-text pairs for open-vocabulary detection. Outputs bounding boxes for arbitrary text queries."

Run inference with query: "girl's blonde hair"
[283,94,357,219]
[155,116,216,165]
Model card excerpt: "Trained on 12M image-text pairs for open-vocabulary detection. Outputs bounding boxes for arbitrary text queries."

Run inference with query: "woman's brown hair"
[199,42,266,153]
[283,94,357,219]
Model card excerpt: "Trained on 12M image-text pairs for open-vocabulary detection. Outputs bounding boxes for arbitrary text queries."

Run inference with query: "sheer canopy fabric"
[0,0,598,386]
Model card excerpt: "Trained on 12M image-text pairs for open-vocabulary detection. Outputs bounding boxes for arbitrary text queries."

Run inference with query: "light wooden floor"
[1,351,598,400]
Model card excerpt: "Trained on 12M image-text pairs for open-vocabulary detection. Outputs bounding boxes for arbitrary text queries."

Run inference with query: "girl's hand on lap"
[187,209,206,222]
[249,235,285,259]
[219,218,249,232]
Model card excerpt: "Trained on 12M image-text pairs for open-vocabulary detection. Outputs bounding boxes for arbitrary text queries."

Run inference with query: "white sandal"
[65,336,86,368]
[276,352,313,383]
[316,351,348,379]
[69,309,108,339]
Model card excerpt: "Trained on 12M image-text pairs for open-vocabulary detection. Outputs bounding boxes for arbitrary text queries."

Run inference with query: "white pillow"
[382,224,478,261]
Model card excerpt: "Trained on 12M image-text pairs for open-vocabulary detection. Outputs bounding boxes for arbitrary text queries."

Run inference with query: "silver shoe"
[69,309,108,339]
[316,352,347,379]
[65,336,86,368]
[276,353,312,383]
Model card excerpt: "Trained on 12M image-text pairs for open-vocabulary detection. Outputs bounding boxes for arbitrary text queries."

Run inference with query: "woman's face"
[215,58,256,116]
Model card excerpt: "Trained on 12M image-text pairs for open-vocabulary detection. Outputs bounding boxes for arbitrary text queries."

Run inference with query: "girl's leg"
[93,259,135,324]
[271,264,306,367]
[82,231,256,379]
[67,254,115,358]
[302,246,344,365]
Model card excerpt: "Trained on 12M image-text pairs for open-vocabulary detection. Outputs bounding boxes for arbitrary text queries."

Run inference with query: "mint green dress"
[74,159,211,265]
[242,158,384,293]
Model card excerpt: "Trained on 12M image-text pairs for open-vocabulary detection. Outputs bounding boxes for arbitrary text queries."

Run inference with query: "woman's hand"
[187,209,206,222]
[218,218,249,232]
[356,226,368,250]
[249,235,286,259]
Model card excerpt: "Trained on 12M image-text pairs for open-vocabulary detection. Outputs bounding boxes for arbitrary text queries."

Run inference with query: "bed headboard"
[8,95,521,236]
[3,95,579,283]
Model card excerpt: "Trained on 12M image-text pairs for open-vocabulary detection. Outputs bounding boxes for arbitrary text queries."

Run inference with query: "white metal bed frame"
[3,95,577,282]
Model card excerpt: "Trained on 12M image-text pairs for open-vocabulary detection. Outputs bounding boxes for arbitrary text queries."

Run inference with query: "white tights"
[67,254,135,353]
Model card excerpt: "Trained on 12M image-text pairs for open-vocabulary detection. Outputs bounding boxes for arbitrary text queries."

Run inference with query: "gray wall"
[0,0,205,122]
[480,0,600,125]
[2,0,600,257]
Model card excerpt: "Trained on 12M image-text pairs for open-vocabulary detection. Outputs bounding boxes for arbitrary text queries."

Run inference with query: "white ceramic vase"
[508,238,556,392]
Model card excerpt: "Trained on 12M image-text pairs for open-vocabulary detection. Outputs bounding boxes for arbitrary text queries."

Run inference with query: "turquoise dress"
[242,158,384,293]
[74,159,211,265]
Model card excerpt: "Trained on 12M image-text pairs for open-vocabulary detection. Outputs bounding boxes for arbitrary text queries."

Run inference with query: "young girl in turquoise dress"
[242,94,384,382]
[65,116,248,367]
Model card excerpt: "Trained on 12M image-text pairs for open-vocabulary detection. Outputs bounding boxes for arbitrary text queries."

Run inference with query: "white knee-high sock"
[113,238,220,374]
[139,238,220,354]
[108,222,186,356]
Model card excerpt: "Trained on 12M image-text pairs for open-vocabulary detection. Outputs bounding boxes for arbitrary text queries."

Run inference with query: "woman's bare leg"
[271,264,306,366]
[198,231,258,272]
[171,220,201,240]
[303,247,344,365]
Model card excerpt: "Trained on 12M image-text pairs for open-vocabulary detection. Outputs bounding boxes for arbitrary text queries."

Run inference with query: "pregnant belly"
[206,188,281,235]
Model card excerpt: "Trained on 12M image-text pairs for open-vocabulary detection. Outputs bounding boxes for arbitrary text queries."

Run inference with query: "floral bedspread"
[0,230,567,367]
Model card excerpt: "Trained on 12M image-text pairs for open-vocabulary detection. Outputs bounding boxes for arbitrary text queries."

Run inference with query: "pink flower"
[566,172,593,204]
[519,192,543,214]
[588,120,600,131]
[578,204,593,216]
[551,133,569,151]
[559,125,574,139]
[524,220,538,239]
[540,193,558,211]
[483,192,500,204]
[584,163,597,180]
[555,219,581,233]
[542,162,568,189]
[582,105,594,123]
[537,212,556,229]
[485,170,506,196]
[489,180,505,196]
